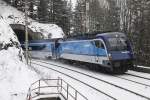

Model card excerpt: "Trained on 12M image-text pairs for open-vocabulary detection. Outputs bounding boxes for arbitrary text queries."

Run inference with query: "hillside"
[0,0,64,39]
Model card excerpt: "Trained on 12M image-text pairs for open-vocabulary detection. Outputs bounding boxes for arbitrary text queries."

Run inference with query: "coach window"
[95,40,105,49]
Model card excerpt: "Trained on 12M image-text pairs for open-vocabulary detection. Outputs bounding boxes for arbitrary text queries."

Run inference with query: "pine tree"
[89,0,105,32]
[28,1,34,19]
[50,0,71,35]
[28,0,39,20]
[105,0,120,32]
[73,1,85,34]
[3,0,11,4]
[121,0,150,66]
[38,0,49,23]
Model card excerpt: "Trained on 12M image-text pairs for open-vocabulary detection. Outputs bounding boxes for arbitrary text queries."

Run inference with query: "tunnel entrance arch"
[10,24,42,43]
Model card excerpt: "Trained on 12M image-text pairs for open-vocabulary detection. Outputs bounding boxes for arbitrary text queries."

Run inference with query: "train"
[21,32,134,73]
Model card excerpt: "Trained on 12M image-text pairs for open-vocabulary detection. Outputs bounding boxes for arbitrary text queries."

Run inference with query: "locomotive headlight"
[108,53,112,60]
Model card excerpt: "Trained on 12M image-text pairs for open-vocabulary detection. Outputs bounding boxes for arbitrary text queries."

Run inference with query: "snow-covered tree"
[38,0,49,23]
[50,0,71,35]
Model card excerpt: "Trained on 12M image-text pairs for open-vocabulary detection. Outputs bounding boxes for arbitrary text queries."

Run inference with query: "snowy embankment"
[0,1,65,100]
[0,19,40,100]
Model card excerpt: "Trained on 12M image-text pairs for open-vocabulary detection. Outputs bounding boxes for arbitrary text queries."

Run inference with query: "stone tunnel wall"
[10,24,43,42]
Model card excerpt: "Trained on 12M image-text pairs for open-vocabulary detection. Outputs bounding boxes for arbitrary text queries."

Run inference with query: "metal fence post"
[29,51,31,66]
[67,84,69,100]
[28,88,31,100]
[75,90,77,100]
[61,79,62,92]
[25,0,29,65]
[38,80,40,95]
[57,78,60,93]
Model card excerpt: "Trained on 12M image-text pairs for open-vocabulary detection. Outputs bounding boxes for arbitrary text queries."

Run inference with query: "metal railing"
[26,77,88,100]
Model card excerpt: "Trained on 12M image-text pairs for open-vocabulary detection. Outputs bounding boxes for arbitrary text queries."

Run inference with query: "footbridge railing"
[26,77,88,100]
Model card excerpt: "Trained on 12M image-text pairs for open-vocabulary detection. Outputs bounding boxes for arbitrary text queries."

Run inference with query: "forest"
[4,0,150,66]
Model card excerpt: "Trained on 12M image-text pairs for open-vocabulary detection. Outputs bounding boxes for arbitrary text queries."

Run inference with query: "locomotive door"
[51,43,56,59]
[51,41,60,59]
[94,40,104,63]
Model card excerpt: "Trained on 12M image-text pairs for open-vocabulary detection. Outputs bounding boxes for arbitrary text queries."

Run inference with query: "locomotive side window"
[30,44,46,50]
[94,40,104,49]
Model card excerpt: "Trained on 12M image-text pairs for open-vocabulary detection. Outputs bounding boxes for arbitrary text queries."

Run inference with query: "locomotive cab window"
[107,37,128,51]
[94,40,104,49]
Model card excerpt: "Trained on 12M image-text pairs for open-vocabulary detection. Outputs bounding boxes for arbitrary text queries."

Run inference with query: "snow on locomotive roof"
[96,32,126,38]
[67,32,126,41]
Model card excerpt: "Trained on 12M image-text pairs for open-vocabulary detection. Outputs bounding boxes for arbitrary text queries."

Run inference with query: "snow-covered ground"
[1,1,150,100]
[0,18,40,100]
[137,65,150,70]
[0,1,65,100]
[31,59,150,100]
[0,49,39,100]
[0,0,64,39]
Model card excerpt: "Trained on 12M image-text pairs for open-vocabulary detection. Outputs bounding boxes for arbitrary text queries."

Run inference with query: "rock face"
[0,0,64,39]
[0,18,24,61]
[0,20,39,99]
[0,2,45,100]
[0,18,19,48]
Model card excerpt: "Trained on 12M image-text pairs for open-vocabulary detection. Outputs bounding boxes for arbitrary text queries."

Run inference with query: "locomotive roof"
[28,38,61,43]
[67,32,126,40]
[96,32,126,38]
[24,32,126,44]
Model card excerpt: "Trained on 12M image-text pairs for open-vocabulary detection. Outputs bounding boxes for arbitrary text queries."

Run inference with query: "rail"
[32,59,150,100]
[26,77,88,100]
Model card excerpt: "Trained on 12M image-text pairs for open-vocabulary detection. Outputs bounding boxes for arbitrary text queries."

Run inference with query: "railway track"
[31,61,116,100]
[115,75,150,87]
[59,59,150,86]
[31,59,150,100]
[126,73,150,81]
[32,59,150,86]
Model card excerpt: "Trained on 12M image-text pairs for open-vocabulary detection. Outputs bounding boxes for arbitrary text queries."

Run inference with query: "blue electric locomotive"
[58,32,133,72]
[21,32,134,73]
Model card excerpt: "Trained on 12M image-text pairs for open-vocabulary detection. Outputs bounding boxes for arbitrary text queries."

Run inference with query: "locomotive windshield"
[94,40,105,49]
[107,37,128,51]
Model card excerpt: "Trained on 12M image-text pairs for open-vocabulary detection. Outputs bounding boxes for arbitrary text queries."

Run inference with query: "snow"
[117,74,150,86]
[0,17,150,99]
[1,0,150,100]
[0,1,65,100]
[137,65,150,69]
[31,59,150,100]
[127,70,150,79]
[0,48,39,100]
[0,18,40,100]
[31,62,113,100]
[0,0,64,39]
[0,19,18,45]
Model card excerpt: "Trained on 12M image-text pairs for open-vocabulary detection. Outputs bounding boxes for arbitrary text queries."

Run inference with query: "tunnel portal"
[10,24,42,43]
[13,29,33,43]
